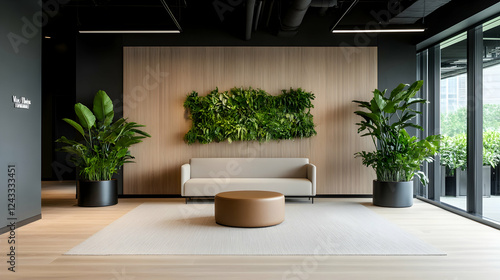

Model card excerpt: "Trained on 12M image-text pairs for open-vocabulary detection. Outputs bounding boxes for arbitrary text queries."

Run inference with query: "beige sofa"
[181,158,316,203]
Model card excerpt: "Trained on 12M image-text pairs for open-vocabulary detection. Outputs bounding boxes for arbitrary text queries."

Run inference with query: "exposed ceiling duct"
[311,0,337,15]
[277,0,336,36]
[310,0,337,7]
[279,0,312,36]
[389,0,453,24]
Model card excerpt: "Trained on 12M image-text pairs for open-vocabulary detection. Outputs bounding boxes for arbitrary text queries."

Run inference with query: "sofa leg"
[311,197,314,204]
[185,198,188,204]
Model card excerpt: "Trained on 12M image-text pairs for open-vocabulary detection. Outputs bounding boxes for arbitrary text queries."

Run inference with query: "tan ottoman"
[214,191,285,227]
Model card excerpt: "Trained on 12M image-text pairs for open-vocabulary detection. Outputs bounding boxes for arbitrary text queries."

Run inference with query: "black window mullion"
[428,45,442,201]
[417,51,427,198]
[466,25,484,215]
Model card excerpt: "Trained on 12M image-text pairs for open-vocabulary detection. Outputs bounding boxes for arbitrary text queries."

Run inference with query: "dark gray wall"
[42,28,76,181]
[75,34,124,193]
[76,35,124,108]
[0,0,42,233]
[378,34,417,91]
[378,34,418,137]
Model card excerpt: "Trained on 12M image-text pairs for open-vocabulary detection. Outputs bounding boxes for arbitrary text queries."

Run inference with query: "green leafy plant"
[440,107,467,137]
[56,90,151,181]
[353,80,441,185]
[441,104,500,136]
[483,130,500,167]
[183,87,316,144]
[440,104,500,173]
[440,134,467,176]
[440,130,500,174]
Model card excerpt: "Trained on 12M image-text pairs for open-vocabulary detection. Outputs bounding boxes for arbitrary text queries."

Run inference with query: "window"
[417,15,500,228]
[482,16,500,223]
[439,33,468,211]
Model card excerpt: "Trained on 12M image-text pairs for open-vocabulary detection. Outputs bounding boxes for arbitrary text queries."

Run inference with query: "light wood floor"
[1,181,500,280]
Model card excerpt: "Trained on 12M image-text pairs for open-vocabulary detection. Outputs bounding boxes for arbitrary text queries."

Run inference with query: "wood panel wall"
[123,47,377,195]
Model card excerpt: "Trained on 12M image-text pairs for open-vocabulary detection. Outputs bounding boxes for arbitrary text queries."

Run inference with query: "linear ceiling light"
[79,30,181,34]
[331,28,425,33]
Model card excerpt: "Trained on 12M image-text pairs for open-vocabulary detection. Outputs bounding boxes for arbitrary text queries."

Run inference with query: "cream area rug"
[65,201,445,256]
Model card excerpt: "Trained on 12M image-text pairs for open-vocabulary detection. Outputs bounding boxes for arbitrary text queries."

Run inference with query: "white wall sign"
[12,95,31,109]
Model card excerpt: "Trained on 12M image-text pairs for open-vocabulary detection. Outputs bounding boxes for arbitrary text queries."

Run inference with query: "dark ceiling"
[42,0,455,40]
[43,0,500,79]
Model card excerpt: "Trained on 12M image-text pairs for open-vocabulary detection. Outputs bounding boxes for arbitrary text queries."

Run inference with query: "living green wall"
[184,87,316,144]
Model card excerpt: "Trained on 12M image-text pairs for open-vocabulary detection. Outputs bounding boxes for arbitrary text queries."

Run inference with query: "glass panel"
[483,16,500,223]
[416,51,427,198]
[439,32,468,211]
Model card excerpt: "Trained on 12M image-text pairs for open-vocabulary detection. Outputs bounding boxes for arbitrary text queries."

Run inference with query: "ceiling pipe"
[311,0,337,16]
[246,0,256,40]
[310,0,337,8]
[278,0,335,36]
[280,0,312,34]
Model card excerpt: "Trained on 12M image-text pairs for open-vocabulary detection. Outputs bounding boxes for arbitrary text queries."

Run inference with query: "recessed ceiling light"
[79,30,181,34]
[44,36,51,39]
[332,29,426,34]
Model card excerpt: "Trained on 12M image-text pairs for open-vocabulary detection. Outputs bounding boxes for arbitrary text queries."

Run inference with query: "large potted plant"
[56,90,150,207]
[353,80,441,207]
[483,130,500,196]
[440,135,466,196]
[440,131,500,197]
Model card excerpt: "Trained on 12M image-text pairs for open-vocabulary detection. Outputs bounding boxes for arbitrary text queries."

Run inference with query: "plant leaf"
[93,90,114,125]
[62,118,85,137]
[75,103,96,130]
[405,80,424,99]
[389,83,407,99]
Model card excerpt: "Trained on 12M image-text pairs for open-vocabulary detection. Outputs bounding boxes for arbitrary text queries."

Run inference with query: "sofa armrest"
[181,163,191,196]
[306,163,316,196]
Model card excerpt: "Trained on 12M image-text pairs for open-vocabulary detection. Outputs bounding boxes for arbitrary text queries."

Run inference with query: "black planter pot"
[445,175,457,197]
[493,165,500,195]
[373,180,413,208]
[77,180,118,207]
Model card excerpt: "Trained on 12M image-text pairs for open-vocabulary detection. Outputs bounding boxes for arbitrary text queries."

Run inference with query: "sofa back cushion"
[190,158,308,178]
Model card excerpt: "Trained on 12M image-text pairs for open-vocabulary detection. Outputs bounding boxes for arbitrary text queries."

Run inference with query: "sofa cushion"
[190,158,308,178]
[184,178,312,197]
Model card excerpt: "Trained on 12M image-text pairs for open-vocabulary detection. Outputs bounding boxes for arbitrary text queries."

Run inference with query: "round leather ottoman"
[214,191,285,228]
